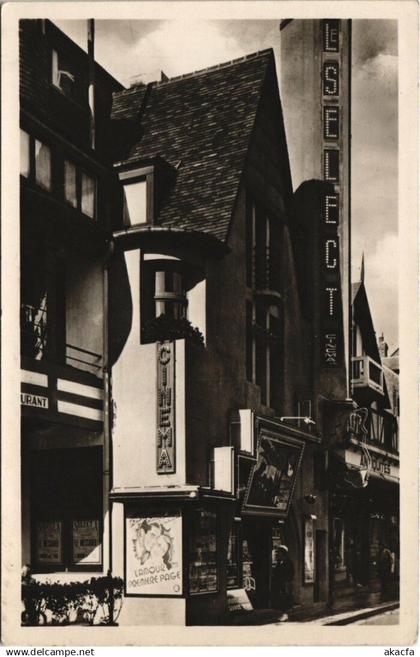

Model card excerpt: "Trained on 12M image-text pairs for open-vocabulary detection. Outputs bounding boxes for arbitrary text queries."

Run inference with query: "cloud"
[353,20,398,65]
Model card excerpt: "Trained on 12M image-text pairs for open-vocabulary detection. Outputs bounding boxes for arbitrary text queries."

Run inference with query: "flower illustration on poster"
[126,513,183,595]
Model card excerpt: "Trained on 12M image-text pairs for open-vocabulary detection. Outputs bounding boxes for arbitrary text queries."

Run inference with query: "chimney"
[378,333,388,358]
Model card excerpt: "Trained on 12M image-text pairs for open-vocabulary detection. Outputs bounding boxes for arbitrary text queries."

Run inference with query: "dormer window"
[116,161,157,227]
[123,178,148,226]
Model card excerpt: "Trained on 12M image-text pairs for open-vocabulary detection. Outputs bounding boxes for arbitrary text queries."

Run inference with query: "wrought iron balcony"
[21,303,102,374]
[351,355,384,395]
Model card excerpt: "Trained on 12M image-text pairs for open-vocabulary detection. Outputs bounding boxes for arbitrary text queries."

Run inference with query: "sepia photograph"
[1,0,418,648]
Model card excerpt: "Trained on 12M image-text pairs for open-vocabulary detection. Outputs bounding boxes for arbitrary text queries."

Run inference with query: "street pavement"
[352,608,399,625]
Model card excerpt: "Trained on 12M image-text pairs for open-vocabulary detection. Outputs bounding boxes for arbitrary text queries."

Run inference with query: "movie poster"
[126,512,183,596]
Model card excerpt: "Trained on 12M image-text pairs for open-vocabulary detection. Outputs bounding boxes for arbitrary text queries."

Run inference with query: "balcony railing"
[21,303,103,375]
[351,355,384,395]
[66,343,103,374]
[253,247,282,294]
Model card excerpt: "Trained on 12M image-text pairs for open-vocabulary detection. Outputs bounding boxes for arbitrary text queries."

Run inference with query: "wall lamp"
[280,416,316,426]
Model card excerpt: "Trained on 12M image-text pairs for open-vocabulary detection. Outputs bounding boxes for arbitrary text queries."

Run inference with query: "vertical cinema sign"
[156,341,176,473]
[322,19,341,367]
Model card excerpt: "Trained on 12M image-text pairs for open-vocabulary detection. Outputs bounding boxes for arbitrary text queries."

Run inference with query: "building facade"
[20,19,122,580]
[281,18,399,605]
[19,19,398,627]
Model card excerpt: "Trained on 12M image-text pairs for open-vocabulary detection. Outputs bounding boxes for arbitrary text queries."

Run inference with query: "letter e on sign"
[324,106,340,140]
[324,194,339,226]
[323,19,340,52]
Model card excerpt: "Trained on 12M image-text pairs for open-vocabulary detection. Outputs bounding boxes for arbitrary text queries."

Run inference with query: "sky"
[55,18,398,350]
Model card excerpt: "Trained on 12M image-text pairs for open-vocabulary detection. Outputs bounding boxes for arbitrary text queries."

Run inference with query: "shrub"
[142,315,204,346]
[21,569,124,626]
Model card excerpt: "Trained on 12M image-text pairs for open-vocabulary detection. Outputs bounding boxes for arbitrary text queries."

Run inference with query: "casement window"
[246,300,283,411]
[246,197,282,293]
[154,270,187,320]
[51,49,80,101]
[20,129,52,192]
[64,159,96,219]
[20,236,66,363]
[31,447,103,572]
[141,260,189,343]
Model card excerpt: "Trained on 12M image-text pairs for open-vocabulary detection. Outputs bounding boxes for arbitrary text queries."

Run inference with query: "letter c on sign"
[325,239,338,269]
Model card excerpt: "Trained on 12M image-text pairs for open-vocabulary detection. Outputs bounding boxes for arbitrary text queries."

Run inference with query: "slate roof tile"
[111,49,274,242]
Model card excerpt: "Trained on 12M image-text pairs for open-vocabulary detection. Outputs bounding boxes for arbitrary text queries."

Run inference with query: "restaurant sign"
[243,426,304,518]
[126,511,183,596]
[21,392,48,408]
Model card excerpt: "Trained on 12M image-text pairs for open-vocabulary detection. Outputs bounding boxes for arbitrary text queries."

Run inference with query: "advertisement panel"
[72,519,101,565]
[126,511,182,596]
[36,520,62,564]
[242,425,304,518]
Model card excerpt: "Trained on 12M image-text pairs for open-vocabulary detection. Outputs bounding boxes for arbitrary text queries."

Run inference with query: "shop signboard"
[72,520,101,565]
[242,428,304,518]
[125,511,182,596]
[342,447,399,483]
[36,520,62,564]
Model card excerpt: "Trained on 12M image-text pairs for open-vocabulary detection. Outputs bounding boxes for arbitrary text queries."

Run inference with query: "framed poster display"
[36,520,63,565]
[72,519,102,566]
[125,510,183,596]
[242,425,305,518]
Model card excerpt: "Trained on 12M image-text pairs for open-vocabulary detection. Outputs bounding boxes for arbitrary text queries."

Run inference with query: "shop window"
[188,509,218,594]
[64,159,96,219]
[31,447,102,571]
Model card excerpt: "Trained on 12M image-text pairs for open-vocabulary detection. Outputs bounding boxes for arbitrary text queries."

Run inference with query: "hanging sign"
[126,512,183,596]
[242,426,304,518]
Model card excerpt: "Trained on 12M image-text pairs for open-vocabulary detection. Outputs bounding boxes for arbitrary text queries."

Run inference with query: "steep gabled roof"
[352,280,381,363]
[111,50,275,241]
